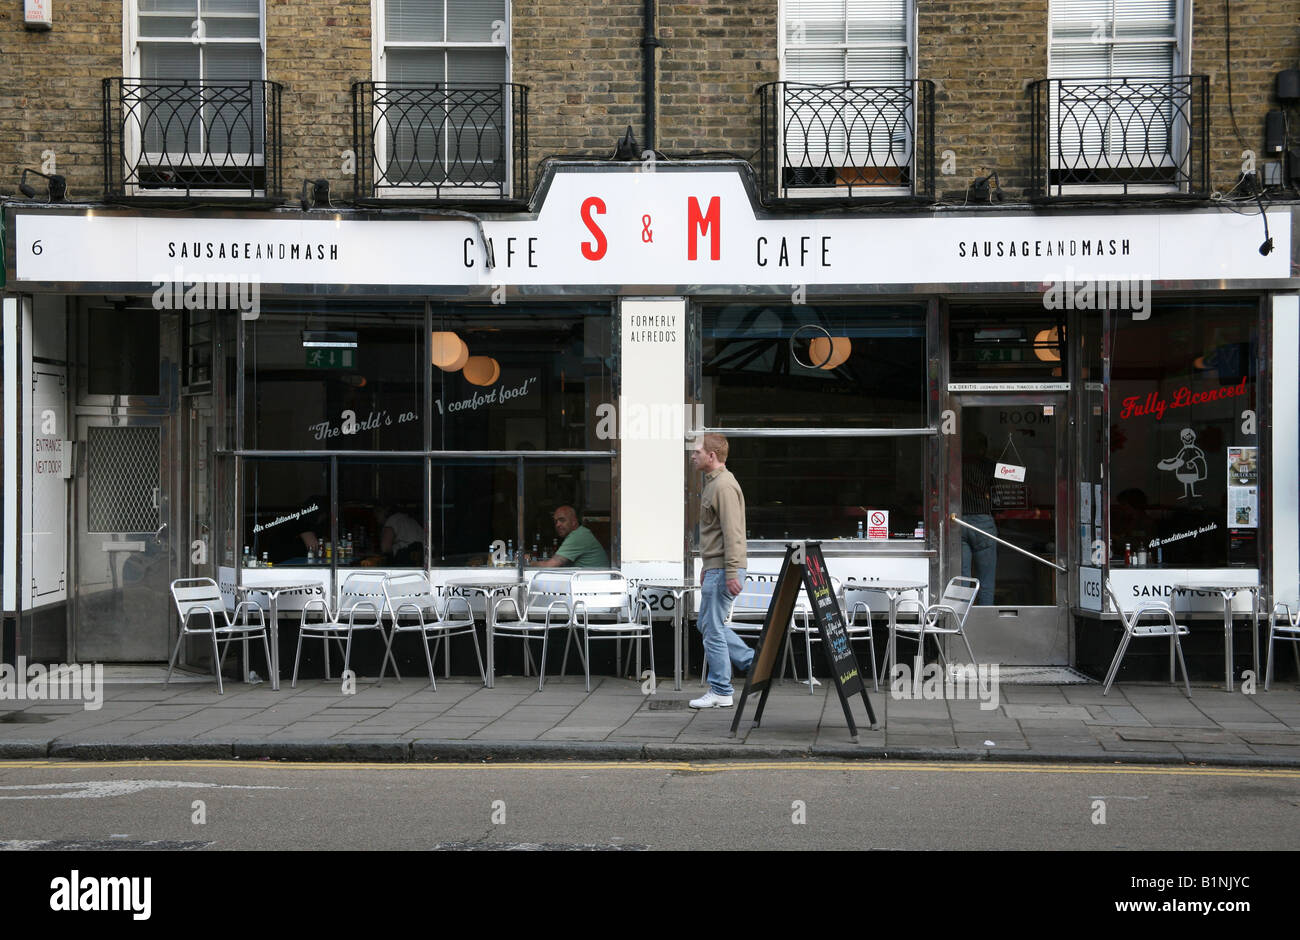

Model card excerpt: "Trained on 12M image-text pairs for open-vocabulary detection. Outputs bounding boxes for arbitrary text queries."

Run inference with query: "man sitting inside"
[529,505,609,568]
[379,505,425,566]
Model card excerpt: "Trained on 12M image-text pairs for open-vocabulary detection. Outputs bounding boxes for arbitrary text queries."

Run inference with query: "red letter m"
[687,196,721,261]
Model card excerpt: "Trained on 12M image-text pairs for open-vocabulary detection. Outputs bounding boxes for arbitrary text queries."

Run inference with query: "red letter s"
[580,197,607,261]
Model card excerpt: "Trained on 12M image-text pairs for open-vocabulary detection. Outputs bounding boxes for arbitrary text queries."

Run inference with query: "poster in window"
[1226,446,1258,529]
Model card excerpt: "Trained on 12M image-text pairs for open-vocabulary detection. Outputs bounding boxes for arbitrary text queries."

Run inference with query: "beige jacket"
[700,466,747,580]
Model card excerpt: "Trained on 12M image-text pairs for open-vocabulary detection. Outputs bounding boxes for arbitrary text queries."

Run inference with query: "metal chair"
[492,570,575,691]
[292,572,388,688]
[1266,595,1300,691]
[167,577,271,694]
[887,576,980,679]
[381,573,485,690]
[561,571,655,692]
[1103,579,1191,697]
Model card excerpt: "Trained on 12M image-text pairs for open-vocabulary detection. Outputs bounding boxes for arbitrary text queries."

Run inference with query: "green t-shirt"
[556,525,610,568]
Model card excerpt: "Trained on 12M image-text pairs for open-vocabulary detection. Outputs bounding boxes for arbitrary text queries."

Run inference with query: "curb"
[231,739,409,762]
[4,737,1298,768]
[0,740,50,759]
[48,739,237,761]
[411,740,644,761]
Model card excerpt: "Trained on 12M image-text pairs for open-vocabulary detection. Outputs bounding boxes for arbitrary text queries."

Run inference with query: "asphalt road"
[0,759,1296,851]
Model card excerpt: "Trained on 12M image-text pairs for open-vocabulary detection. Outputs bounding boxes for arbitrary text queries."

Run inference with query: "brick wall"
[266,2,371,200]
[514,0,645,173]
[0,2,1296,207]
[0,3,120,200]
[920,0,1048,199]
[1192,0,1300,193]
[656,2,777,161]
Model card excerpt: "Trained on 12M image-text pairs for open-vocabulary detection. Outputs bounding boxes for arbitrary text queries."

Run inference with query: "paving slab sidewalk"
[1,674,1298,766]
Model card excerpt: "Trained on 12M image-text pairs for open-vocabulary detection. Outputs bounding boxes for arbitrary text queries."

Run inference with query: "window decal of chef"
[1157,428,1208,500]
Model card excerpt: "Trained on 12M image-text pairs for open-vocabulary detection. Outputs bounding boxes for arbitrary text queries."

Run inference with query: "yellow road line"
[0,759,1297,779]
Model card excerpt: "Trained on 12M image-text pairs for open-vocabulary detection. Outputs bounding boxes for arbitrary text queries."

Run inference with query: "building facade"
[3,1,1299,684]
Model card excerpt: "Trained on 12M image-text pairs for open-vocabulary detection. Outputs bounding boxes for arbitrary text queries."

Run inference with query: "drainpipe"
[642,0,660,153]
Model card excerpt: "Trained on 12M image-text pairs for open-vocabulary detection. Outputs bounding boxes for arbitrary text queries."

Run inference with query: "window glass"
[432,305,612,451]
[89,305,160,397]
[949,306,1068,381]
[433,458,610,566]
[1108,300,1258,567]
[241,459,328,566]
[244,304,425,452]
[717,436,927,541]
[702,304,925,428]
[338,458,425,566]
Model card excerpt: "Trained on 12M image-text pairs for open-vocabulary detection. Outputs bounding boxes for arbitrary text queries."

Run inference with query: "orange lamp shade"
[809,335,852,370]
[463,356,501,387]
[432,332,469,371]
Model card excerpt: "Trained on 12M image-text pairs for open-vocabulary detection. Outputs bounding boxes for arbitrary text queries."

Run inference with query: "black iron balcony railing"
[103,77,283,198]
[1030,75,1208,199]
[758,80,935,203]
[352,82,528,202]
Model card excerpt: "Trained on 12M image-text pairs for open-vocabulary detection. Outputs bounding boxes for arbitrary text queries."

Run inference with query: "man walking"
[690,433,754,708]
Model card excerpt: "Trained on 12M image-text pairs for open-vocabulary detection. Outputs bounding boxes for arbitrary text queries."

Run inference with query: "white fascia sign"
[10,166,1293,289]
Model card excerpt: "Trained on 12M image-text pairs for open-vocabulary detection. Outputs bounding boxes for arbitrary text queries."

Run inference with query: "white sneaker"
[689,690,734,709]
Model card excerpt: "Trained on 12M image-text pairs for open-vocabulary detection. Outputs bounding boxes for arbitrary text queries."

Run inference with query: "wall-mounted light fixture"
[18,168,66,201]
[299,178,330,210]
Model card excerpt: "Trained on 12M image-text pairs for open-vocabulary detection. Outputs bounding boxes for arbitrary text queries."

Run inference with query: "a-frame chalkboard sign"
[729,541,878,742]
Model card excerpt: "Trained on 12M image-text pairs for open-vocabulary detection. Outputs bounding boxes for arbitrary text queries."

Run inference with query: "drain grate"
[994,666,1095,685]
[645,699,689,711]
[0,711,54,724]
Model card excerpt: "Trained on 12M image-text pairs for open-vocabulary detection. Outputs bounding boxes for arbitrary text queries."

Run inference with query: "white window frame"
[122,0,268,197]
[371,0,513,199]
[1046,0,1193,194]
[776,0,918,198]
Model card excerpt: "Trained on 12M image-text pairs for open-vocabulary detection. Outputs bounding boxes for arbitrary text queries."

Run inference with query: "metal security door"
[949,395,1069,665]
[73,417,171,661]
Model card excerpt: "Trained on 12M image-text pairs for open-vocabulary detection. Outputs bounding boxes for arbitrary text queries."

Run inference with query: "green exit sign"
[306,348,354,369]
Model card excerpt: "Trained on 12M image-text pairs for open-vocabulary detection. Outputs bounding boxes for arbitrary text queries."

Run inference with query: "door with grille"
[73,417,171,661]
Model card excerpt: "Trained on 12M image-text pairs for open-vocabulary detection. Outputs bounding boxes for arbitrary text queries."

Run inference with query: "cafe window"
[245,303,425,452]
[1108,299,1259,568]
[241,458,329,566]
[339,458,426,567]
[949,306,1068,381]
[435,456,611,566]
[700,303,929,543]
[432,305,611,450]
[702,304,926,428]
[235,301,615,569]
[727,436,927,541]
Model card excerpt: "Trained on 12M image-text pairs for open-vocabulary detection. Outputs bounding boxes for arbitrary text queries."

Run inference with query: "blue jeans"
[961,514,997,605]
[697,567,754,696]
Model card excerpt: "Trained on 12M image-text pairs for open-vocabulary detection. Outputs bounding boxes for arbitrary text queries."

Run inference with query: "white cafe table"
[1171,582,1261,691]
[443,573,527,689]
[633,579,699,692]
[846,578,928,684]
[234,578,329,691]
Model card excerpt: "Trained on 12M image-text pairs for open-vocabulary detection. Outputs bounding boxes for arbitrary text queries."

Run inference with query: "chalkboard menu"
[730,542,877,741]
